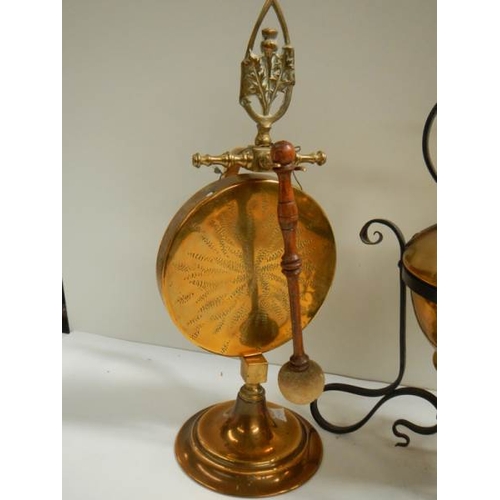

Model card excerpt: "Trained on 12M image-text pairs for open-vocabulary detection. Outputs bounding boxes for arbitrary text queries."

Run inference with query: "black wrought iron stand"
[310,105,437,447]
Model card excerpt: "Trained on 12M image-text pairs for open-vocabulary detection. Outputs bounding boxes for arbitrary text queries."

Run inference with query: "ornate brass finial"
[192,0,326,175]
[240,0,295,146]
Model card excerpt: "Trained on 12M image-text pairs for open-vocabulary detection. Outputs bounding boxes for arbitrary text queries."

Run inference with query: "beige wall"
[63,0,437,389]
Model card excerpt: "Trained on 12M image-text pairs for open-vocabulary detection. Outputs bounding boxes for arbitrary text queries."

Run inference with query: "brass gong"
[157,173,336,497]
[156,173,336,358]
[156,1,337,496]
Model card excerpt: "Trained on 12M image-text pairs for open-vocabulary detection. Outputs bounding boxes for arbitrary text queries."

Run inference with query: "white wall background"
[63,0,437,389]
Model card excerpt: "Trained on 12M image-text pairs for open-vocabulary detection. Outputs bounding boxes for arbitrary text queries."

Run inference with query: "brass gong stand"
[157,1,336,496]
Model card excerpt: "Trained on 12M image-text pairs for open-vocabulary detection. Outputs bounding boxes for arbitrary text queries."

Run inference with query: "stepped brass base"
[175,384,322,497]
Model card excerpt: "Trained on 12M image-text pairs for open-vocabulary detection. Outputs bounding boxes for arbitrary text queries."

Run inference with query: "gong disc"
[156,174,336,357]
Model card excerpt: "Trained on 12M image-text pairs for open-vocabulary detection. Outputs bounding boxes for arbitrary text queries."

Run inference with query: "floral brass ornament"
[240,28,295,116]
[240,0,295,146]
[192,0,325,175]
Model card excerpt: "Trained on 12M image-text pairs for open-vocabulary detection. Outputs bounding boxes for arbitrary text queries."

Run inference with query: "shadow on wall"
[63,283,70,334]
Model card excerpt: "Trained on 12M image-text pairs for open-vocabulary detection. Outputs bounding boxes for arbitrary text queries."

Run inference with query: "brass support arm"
[296,151,327,167]
[193,146,327,174]
[192,149,253,171]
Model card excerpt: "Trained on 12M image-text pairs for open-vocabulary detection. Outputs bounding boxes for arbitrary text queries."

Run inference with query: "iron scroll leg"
[309,219,437,447]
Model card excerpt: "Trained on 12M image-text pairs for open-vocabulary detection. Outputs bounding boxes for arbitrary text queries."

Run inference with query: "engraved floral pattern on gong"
[165,184,333,357]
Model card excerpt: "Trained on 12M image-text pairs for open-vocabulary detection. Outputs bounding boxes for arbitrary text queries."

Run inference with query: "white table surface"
[62,331,436,500]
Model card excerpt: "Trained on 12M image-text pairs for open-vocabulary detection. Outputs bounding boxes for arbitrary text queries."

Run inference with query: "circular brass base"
[175,400,323,497]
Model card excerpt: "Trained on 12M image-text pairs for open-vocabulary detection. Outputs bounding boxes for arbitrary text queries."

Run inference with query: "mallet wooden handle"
[271,141,309,370]
[271,140,325,405]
